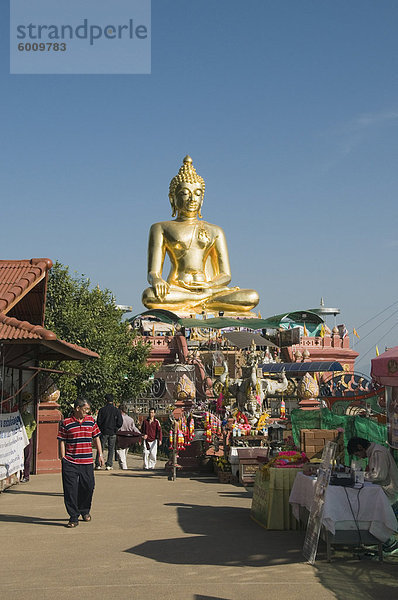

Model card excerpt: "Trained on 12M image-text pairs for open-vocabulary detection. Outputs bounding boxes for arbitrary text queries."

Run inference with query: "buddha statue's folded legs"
[142,284,259,313]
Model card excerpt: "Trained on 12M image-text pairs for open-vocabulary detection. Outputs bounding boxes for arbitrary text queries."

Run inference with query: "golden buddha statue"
[142,156,259,314]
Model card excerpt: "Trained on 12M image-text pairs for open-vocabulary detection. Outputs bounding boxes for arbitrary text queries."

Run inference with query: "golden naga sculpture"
[142,155,259,313]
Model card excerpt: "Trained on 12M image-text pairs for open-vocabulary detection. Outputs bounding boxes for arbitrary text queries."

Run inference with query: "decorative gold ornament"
[176,373,195,400]
[298,373,319,399]
[142,156,259,313]
[41,385,60,403]
[256,412,270,431]
[285,379,297,396]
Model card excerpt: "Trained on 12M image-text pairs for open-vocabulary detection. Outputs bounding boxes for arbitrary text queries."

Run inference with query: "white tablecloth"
[289,472,397,542]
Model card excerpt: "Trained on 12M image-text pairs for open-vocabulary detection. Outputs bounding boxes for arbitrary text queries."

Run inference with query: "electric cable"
[355,320,398,369]
[354,306,398,345]
[355,300,398,331]
[344,486,363,546]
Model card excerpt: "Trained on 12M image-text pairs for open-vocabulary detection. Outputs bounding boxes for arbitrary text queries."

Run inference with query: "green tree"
[44,261,155,414]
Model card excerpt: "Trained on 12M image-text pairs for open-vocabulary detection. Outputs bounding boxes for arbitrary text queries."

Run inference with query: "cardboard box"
[300,428,341,452]
[305,446,316,454]
[313,430,329,438]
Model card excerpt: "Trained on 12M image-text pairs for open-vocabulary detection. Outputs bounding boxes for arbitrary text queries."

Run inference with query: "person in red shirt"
[57,398,104,527]
[141,408,162,470]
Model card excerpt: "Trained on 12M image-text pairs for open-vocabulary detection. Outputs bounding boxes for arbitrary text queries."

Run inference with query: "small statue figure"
[142,156,259,313]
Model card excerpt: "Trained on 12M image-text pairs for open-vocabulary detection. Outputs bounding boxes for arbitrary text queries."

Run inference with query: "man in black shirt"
[95,394,123,470]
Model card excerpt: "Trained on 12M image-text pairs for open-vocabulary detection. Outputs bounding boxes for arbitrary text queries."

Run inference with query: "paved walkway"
[1,455,397,600]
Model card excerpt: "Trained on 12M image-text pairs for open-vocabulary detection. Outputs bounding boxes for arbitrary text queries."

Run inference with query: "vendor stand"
[289,471,397,561]
[251,451,308,529]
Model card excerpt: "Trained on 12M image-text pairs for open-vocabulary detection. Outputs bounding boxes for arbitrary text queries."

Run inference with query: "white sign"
[0,411,29,480]
[303,441,337,564]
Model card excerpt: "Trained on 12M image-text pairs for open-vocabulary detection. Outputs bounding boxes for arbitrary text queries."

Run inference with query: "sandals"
[82,514,92,522]
[66,514,91,526]
[66,521,78,528]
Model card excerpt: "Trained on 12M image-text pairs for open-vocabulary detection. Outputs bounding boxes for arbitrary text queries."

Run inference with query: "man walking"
[95,394,123,470]
[58,398,104,528]
[141,407,162,470]
[116,404,142,469]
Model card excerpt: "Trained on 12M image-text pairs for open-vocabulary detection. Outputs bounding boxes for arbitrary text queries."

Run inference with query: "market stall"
[289,471,397,560]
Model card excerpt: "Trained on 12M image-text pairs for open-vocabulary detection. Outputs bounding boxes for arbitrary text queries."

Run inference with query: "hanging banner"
[0,411,29,480]
[386,386,398,450]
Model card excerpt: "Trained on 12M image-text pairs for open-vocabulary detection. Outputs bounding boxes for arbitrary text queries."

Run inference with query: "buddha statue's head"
[169,155,205,218]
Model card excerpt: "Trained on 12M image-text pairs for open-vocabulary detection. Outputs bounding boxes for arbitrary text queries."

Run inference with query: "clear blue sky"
[1,0,398,373]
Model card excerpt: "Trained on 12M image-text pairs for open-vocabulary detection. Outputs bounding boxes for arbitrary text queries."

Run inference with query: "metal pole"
[172,420,178,481]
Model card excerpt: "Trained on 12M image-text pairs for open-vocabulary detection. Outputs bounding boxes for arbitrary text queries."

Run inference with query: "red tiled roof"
[0,313,55,340]
[0,258,99,361]
[48,338,100,360]
[0,258,53,313]
[0,313,99,360]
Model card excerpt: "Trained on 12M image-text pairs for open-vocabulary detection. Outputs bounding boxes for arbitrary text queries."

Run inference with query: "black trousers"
[95,434,116,467]
[61,459,95,521]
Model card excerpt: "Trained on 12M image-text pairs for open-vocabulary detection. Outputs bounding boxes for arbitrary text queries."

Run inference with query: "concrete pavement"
[1,455,397,600]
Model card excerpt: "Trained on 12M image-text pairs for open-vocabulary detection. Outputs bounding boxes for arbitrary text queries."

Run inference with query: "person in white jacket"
[348,436,398,553]
[116,405,142,470]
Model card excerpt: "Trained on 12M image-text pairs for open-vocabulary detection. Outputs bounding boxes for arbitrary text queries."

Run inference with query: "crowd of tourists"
[55,394,398,554]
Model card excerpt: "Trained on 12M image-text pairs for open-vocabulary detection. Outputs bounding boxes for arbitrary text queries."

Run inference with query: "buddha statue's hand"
[177,272,210,292]
[178,280,210,291]
[151,276,170,300]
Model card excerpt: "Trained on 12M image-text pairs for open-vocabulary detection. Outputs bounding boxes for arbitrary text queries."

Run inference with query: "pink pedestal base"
[36,402,63,474]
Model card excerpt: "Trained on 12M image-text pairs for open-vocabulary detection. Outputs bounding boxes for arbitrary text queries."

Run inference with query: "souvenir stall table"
[289,472,398,561]
[251,452,308,530]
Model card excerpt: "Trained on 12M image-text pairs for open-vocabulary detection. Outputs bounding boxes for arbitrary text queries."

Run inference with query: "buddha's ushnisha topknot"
[169,155,205,217]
